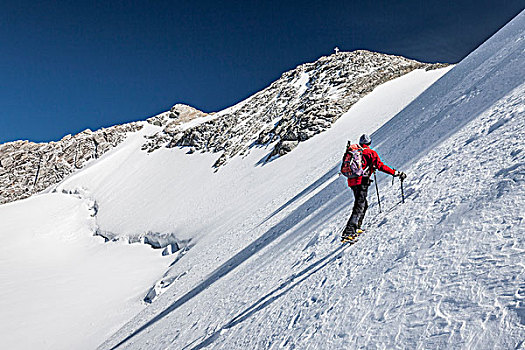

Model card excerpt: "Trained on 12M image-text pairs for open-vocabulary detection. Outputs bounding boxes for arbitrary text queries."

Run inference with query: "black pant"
[345,182,369,232]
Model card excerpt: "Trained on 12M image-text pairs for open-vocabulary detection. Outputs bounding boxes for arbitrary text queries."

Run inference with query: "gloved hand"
[394,170,407,181]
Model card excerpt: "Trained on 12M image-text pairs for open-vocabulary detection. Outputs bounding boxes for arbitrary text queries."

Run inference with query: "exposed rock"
[426,63,450,71]
[142,104,210,152]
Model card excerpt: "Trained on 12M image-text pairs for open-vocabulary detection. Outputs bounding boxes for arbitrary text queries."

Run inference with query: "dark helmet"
[359,134,371,145]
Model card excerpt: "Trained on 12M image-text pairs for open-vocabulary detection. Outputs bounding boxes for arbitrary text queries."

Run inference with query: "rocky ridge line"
[142,50,448,167]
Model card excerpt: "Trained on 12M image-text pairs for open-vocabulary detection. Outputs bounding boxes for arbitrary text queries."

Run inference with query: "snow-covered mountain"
[0,52,445,205]
[1,10,524,350]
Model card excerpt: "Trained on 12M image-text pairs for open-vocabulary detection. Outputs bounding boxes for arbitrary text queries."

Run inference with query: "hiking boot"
[341,225,356,239]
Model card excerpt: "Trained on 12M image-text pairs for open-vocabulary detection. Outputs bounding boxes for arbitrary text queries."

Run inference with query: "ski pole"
[400,178,405,204]
[374,172,382,213]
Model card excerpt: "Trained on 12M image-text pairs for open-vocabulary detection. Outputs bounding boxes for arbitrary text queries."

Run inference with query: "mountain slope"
[98,10,525,350]
[159,78,524,350]
[0,66,449,348]
[0,122,142,204]
[143,50,446,167]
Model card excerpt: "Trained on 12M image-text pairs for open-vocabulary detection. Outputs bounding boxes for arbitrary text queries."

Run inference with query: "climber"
[341,134,406,240]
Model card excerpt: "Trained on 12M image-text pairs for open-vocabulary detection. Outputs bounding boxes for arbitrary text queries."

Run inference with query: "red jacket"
[347,144,395,187]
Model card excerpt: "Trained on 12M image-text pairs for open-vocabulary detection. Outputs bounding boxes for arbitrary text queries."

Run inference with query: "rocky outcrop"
[141,50,448,167]
[141,104,210,152]
[0,123,142,204]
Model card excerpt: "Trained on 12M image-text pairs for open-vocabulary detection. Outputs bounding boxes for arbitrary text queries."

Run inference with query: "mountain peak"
[142,51,447,167]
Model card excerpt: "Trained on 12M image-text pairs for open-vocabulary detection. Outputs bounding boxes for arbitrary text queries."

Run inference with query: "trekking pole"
[374,172,382,213]
[400,177,405,204]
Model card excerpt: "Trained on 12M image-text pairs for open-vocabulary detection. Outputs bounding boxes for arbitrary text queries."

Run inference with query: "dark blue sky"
[1,1,523,143]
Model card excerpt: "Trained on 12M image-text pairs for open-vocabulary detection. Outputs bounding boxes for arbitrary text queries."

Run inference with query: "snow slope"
[54,67,449,244]
[97,10,525,350]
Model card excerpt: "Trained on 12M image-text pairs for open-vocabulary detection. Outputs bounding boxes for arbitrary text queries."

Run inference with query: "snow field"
[54,66,449,305]
[251,82,525,350]
[118,78,525,350]
[91,67,450,348]
[96,68,455,349]
[0,192,171,349]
